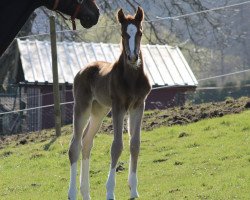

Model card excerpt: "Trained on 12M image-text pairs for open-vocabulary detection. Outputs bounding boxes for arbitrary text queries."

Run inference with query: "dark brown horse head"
[0,0,100,57]
[55,0,100,28]
[118,7,144,67]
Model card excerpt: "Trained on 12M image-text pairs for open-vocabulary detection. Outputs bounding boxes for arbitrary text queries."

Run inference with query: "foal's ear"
[135,6,144,22]
[117,9,126,24]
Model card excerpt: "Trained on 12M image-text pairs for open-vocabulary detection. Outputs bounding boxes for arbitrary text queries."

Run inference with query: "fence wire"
[0,83,249,135]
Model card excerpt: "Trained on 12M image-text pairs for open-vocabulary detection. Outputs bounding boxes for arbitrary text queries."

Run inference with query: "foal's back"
[73,61,113,108]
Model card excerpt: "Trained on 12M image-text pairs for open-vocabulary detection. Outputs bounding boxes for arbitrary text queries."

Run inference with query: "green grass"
[0,111,250,200]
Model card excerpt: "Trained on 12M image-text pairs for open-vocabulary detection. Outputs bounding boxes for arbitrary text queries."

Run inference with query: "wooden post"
[50,15,61,137]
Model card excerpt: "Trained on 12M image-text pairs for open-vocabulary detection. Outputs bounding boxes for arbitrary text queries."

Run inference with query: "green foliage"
[189,87,250,104]
[0,111,250,199]
[240,78,250,86]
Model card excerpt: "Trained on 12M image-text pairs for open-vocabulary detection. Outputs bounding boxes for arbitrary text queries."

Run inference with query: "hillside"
[0,97,249,148]
[0,99,250,199]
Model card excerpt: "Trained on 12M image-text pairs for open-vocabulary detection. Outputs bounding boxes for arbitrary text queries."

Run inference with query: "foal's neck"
[115,49,144,90]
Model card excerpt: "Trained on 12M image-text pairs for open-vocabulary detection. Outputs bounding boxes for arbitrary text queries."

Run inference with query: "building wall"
[40,86,55,129]
[26,87,41,132]
[146,87,190,109]
[0,86,27,135]
[39,85,74,130]
[27,85,193,130]
[0,84,194,135]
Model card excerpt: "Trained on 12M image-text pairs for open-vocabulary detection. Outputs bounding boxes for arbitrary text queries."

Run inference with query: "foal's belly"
[94,93,112,107]
[92,85,112,107]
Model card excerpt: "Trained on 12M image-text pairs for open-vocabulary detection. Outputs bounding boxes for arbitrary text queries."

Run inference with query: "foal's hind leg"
[68,103,91,200]
[80,101,109,200]
[128,103,144,199]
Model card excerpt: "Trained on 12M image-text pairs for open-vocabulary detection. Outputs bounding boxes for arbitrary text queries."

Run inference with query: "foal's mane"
[117,7,144,24]
[124,15,135,21]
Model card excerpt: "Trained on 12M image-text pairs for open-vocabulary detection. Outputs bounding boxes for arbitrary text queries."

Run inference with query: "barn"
[4,39,197,132]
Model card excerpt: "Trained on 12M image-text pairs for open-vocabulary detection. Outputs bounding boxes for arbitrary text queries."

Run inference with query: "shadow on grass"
[43,136,58,151]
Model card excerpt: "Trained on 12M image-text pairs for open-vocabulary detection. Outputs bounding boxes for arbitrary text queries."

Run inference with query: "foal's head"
[118,7,144,68]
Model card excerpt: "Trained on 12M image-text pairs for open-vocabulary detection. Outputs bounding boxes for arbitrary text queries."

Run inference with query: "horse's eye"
[139,32,142,36]
[124,33,130,39]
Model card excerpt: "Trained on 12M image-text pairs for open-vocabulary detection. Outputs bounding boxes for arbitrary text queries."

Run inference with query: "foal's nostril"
[135,54,138,60]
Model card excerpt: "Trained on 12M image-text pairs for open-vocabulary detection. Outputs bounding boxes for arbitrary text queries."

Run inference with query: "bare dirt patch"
[102,96,250,132]
[0,97,249,149]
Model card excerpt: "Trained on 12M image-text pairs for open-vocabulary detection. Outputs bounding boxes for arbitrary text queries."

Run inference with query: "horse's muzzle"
[80,10,99,28]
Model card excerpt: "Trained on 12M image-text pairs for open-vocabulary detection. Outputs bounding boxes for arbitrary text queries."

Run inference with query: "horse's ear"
[135,6,144,22]
[117,9,126,24]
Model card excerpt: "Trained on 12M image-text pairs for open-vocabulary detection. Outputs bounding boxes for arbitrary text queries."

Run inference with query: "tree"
[1,0,249,87]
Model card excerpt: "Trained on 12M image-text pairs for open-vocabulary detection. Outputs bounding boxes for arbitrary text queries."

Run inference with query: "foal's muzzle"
[127,53,139,64]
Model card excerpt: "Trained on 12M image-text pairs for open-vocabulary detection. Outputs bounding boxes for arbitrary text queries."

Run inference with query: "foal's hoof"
[130,190,139,199]
[68,192,77,200]
[106,197,115,200]
[128,186,139,199]
[130,194,139,199]
[106,192,115,200]
[129,194,139,200]
[68,196,76,200]
[106,195,115,200]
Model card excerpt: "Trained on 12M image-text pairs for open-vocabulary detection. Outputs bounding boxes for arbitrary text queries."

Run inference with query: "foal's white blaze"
[68,162,77,200]
[127,24,138,57]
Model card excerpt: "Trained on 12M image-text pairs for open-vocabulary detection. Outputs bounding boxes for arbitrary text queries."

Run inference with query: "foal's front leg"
[128,103,144,199]
[106,104,126,200]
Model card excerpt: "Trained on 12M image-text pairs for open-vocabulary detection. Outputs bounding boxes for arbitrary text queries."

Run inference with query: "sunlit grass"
[0,110,250,199]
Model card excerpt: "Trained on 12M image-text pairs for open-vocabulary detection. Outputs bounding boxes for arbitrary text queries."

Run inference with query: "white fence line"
[0,101,74,116]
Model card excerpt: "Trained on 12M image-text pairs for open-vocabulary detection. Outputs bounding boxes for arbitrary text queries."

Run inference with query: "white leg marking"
[68,162,77,200]
[128,160,139,198]
[106,168,116,200]
[80,159,91,200]
[128,171,139,198]
[127,24,137,57]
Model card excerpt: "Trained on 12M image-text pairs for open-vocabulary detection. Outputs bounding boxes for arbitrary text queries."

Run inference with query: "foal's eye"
[138,32,142,36]
[125,33,130,39]
[121,34,130,39]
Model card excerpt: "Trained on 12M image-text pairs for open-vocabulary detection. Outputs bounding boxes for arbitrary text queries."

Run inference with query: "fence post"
[50,15,61,137]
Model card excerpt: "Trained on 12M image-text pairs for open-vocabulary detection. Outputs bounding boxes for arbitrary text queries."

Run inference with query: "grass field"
[0,110,250,200]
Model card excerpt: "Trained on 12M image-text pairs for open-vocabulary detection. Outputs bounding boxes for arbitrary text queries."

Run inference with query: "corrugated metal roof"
[17,39,198,87]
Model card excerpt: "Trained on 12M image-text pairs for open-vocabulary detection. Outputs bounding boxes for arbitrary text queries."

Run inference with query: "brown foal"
[68,7,151,200]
